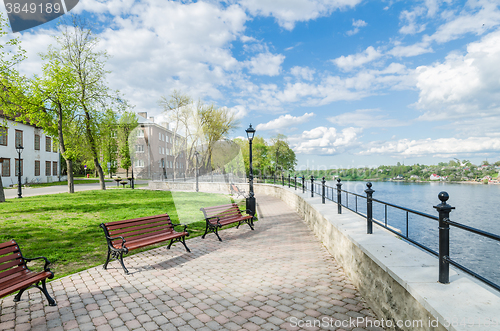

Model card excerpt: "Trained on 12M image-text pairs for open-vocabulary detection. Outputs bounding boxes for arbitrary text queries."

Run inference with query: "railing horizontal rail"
[265,175,499,292]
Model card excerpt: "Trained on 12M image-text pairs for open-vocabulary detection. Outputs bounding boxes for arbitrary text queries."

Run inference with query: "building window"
[15,159,23,176]
[136,145,144,153]
[15,130,23,148]
[45,161,51,176]
[35,160,40,176]
[0,127,7,146]
[34,134,40,150]
[134,159,144,167]
[136,129,144,137]
[159,132,161,140]
[1,159,10,176]
[53,162,58,176]
[159,146,162,154]
[46,136,51,152]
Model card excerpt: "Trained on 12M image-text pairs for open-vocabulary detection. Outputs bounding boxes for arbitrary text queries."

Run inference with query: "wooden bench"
[0,240,56,306]
[100,214,190,274]
[200,203,255,241]
[230,184,247,198]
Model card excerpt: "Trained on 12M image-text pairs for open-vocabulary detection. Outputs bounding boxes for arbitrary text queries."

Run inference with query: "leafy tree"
[117,111,138,177]
[50,16,128,190]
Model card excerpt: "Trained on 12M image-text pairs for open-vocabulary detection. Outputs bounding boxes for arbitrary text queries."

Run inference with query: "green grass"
[0,190,252,279]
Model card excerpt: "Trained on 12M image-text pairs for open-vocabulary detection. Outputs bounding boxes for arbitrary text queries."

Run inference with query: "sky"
[3,0,500,169]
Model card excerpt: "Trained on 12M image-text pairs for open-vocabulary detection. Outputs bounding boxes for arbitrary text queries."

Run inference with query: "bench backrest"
[200,203,243,222]
[101,214,178,245]
[0,240,28,290]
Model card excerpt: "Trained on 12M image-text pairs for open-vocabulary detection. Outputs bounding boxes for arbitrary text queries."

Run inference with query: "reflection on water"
[325,180,500,288]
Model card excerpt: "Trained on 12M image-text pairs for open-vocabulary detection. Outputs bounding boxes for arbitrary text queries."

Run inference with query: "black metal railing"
[264,175,500,292]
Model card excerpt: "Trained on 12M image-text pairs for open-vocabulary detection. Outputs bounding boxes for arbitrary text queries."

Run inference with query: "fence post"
[294,175,297,190]
[310,175,314,197]
[302,176,305,193]
[434,192,454,284]
[321,177,326,204]
[288,174,291,188]
[336,178,342,214]
[282,174,284,186]
[365,182,374,234]
[274,173,276,185]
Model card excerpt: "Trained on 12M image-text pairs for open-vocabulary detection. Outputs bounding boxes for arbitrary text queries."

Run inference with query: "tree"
[50,16,128,190]
[158,90,192,179]
[99,109,118,177]
[0,13,27,201]
[117,111,138,177]
[269,134,297,176]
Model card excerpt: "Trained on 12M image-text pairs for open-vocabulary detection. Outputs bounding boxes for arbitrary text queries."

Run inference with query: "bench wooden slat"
[100,213,190,274]
[0,240,56,306]
[200,203,254,241]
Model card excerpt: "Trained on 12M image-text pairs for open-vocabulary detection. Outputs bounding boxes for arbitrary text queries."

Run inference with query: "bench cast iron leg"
[202,223,209,239]
[180,236,191,252]
[40,279,57,306]
[167,239,173,249]
[214,226,222,242]
[13,288,26,302]
[103,247,111,270]
[118,251,129,274]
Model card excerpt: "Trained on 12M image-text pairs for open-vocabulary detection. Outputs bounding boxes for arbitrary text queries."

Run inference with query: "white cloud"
[429,0,500,44]
[332,46,382,71]
[388,41,433,57]
[290,66,315,80]
[359,136,500,157]
[399,7,427,35]
[346,19,367,36]
[327,109,407,128]
[235,0,363,30]
[290,126,362,155]
[256,112,315,131]
[414,29,500,126]
[247,52,285,76]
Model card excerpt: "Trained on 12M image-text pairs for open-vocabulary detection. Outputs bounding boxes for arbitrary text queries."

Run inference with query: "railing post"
[336,178,342,214]
[365,182,374,234]
[321,177,326,204]
[434,192,454,284]
[288,174,291,188]
[302,176,305,193]
[310,175,314,198]
[294,175,297,190]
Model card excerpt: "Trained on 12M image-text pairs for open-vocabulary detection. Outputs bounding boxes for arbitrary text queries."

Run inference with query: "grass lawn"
[26,179,103,188]
[0,189,251,279]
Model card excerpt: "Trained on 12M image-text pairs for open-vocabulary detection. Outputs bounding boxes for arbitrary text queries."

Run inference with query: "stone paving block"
[0,195,381,331]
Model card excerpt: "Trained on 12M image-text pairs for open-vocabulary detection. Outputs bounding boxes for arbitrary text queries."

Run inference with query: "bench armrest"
[241,209,255,217]
[206,216,222,227]
[106,235,127,250]
[172,223,190,236]
[24,256,52,273]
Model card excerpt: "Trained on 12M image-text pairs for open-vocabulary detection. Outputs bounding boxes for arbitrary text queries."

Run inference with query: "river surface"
[321,180,500,288]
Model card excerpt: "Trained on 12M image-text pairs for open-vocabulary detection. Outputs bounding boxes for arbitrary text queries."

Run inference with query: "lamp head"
[245,124,256,141]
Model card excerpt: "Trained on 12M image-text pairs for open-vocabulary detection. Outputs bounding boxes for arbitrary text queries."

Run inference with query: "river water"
[322,180,500,288]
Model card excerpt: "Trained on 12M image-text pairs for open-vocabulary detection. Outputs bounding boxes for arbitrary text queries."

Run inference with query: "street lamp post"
[245,124,256,217]
[194,151,199,192]
[16,145,23,199]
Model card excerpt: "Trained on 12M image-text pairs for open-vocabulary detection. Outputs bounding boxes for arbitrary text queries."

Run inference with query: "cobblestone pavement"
[0,195,382,331]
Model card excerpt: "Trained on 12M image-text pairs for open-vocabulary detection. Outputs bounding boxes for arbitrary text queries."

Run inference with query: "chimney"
[161,122,169,130]
[137,112,147,118]
[149,117,155,123]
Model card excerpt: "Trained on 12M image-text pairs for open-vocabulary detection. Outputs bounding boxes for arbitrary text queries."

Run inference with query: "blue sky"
[4,0,500,168]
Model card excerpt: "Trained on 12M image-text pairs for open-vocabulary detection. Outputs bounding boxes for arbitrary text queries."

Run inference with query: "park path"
[0,195,382,331]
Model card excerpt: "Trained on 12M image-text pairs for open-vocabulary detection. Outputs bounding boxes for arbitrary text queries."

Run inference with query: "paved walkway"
[0,195,381,331]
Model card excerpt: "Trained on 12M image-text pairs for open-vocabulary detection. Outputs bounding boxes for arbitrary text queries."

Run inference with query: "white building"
[1,116,61,187]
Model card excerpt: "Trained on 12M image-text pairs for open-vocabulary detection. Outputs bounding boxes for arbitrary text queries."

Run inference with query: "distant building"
[121,112,186,180]
[429,174,441,181]
[1,113,61,187]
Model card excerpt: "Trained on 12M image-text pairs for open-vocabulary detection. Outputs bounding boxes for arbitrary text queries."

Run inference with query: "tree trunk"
[93,157,106,189]
[57,103,74,193]
[0,176,5,202]
[66,159,74,193]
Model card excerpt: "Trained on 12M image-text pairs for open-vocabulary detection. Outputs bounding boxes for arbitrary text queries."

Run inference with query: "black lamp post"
[130,154,135,189]
[16,145,23,198]
[194,151,199,192]
[245,124,256,216]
